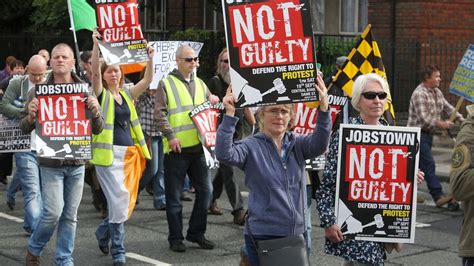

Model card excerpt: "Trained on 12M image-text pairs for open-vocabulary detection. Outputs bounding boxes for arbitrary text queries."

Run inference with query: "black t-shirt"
[99,91,134,146]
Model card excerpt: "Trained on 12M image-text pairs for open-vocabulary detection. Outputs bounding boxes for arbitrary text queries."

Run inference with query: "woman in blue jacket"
[215,75,331,265]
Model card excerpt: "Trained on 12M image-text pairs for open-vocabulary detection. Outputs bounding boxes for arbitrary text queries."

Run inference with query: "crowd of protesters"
[0,35,468,266]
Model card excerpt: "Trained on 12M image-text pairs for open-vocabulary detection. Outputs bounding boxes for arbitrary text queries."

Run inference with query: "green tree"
[28,0,70,35]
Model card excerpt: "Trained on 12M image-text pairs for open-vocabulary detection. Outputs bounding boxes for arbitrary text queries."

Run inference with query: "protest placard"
[335,124,420,243]
[222,0,318,108]
[96,0,148,65]
[149,41,204,89]
[449,44,474,103]
[0,114,30,153]
[35,83,92,160]
[291,95,348,170]
[189,101,225,169]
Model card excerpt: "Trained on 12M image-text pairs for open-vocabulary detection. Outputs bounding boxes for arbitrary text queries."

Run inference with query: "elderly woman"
[216,75,331,266]
[90,29,154,265]
[316,73,424,265]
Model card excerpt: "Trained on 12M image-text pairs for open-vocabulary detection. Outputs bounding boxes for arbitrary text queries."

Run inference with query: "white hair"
[351,73,391,112]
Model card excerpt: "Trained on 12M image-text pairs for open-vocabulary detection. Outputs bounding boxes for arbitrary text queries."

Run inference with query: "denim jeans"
[6,169,21,203]
[138,135,166,209]
[96,218,126,263]
[14,151,42,234]
[28,165,84,266]
[212,162,243,213]
[164,152,212,243]
[419,132,443,200]
[305,185,312,256]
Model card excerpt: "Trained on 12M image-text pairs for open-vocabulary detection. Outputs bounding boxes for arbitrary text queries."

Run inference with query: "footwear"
[209,201,223,215]
[447,200,460,211]
[145,185,154,195]
[99,244,109,255]
[156,205,166,211]
[186,237,215,250]
[233,209,246,225]
[113,261,126,266]
[170,241,186,252]
[6,201,15,210]
[416,195,425,204]
[181,192,193,202]
[435,195,453,207]
[25,249,40,266]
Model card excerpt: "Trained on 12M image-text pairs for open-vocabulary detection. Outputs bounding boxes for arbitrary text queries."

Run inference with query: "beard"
[220,70,231,84]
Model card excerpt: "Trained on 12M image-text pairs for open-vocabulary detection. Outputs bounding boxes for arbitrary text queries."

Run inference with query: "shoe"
[25,249,40,266]
[145,185,154,195]
[209,201,223,215]
[447,200,460,211]
[99,244,109,255]
[6,201,15,211]
[233,209,246,225]
[417,195,425,204]
[435,195,453,207]
[170,241,186,252]
[156,205,166,211]
[181,192,193,202]
[113,262,126,266]
[186,236,215,250]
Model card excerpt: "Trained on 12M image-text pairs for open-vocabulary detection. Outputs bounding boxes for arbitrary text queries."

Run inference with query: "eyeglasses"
[221,59,229,64]
[361,91,388,100]
[181,57,199,63]
[265,108,290,117]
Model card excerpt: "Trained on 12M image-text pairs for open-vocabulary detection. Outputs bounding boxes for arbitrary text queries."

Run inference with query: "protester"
[450,104,474,266]
[20,43,104,265]
[0,59,26,94]
[79,51,92,84]
[154,45,219,252]
[207,48,255,225]
[37,49,50,66]
[316,73,425,265]
[135,66,166,210]
[215,74,331,265]
[0,55,17,81]
[407,64,463,210]
[90,29,153,265]
[0,55,47,233]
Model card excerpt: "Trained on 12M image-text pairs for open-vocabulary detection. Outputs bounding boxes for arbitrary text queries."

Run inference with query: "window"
[140,0,166,32]
[340,0,368,34]
[311,0,325,33]
[203,0,223,31]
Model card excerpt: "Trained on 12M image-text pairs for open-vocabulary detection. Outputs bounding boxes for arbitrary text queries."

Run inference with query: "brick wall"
[168,0,204,32]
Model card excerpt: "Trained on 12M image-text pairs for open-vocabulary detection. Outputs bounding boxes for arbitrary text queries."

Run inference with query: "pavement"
[0,132,465,265]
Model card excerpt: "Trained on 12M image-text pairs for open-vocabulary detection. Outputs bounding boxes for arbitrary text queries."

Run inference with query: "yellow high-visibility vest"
[162,75,207,153]
[90,89,151,166]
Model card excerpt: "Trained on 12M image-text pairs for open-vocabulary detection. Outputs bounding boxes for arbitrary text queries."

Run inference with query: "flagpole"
[67,0,85,78]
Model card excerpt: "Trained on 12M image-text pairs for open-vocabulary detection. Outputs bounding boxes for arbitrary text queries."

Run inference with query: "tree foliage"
[28,0,70,35]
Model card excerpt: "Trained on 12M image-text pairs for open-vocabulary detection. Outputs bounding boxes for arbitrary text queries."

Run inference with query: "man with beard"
[207,48,255,225]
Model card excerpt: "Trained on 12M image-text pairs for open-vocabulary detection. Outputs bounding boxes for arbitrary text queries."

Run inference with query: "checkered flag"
[332,24,395,123]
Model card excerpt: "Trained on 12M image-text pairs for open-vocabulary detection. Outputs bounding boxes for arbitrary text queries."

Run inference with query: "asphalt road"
[0,168,465,265]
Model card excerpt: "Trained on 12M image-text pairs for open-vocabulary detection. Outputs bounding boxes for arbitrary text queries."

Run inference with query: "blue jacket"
[216,110,331,236]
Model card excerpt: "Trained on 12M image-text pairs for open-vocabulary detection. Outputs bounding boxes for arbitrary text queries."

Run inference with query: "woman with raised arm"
[90,28,154,266]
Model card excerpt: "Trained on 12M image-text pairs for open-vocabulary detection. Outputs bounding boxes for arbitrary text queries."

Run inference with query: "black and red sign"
[96,0,148,65]
[189,101,225,169]
[222,0,318,107]
[335,124,420,243]
[35,83,92,160]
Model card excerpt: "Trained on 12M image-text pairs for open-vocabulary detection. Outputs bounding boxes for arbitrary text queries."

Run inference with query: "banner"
[149,41,204,89]
[222,0,318,107]
[0,114,30,153]
[96,0,148,65]
[335,124,420,243]
[291,95,348,169]
[449,44,474,103]
[35,83,92,160]
[189,101,225,169]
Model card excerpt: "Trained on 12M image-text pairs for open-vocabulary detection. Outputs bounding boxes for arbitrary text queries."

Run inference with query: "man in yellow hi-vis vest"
[154,45,220,252]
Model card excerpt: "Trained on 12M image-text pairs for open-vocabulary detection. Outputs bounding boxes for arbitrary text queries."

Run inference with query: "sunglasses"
[361,91,388,100]
[221,59,229,64]
[182,57,199,62]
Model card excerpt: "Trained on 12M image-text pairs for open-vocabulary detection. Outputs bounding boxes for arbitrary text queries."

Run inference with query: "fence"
[0,33,468,114]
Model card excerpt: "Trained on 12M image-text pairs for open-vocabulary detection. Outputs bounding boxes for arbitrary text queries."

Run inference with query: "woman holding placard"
[90,28,154,266]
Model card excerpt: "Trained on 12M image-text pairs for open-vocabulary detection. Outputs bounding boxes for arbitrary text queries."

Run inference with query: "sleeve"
[215,115,249,169]
[411,91,437,129]
[298,110,331,159]
[450,124,474,201]
[154,80,175,140]
[316,131,340,228]
[0,78,23,119]
[207,76,219,97]
[89,95,104,135]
